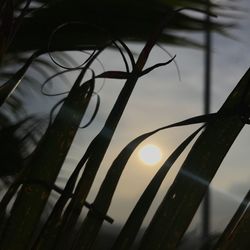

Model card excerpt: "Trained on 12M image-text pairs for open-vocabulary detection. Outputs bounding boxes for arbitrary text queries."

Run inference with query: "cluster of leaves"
[0,0,250,250]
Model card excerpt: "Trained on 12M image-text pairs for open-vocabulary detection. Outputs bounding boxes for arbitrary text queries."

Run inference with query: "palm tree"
[1,1,247,250]
[0,0,235,178]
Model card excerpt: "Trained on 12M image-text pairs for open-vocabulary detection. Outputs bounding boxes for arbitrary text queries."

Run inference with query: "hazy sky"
[19,0,250,238]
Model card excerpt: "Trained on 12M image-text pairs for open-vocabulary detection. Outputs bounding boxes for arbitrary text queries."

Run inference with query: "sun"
[138,144,162,166]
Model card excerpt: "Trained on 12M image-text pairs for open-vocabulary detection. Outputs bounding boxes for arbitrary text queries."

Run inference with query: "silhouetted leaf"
[138,68,250,250]
[0,64,96,250]
[213,190,250,250]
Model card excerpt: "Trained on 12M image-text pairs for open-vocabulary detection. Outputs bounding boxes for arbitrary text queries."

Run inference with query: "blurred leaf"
[0,50,43,106]
[7,0,236,54]
[0,65,96,250]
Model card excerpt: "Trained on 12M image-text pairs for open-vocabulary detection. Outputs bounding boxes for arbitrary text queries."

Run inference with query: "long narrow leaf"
[112,126,204,250]
[54,14,175,245]
[0,50,43,106]
[213,190,250,250]
[34,113,214,250]
[60,112,218,250]
[32,143,94,250]
[57,113,218,250]
[138,68,250,250]
[0,67,95,250]
[72,126,203,250]
[18,48,108,250]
